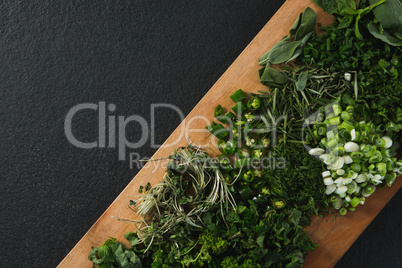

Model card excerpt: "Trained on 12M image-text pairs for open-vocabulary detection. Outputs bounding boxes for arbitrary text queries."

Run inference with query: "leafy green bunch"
[298,1,401,130]
[150,203,316,268]
[313,0,402,46]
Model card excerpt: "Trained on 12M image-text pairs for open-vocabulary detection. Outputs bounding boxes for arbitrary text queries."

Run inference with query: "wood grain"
[58,0,401,267]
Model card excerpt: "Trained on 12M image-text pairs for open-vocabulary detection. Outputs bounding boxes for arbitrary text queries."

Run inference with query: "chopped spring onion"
[375,138,386,148]
[309,148,325,156]
[334,177,344,186]
[342,155,353,164]
[335,185,348,195]
[331,195,343,210]
[342,178,352,186]
[347,170,358,179]
[329,157,344,170]
[346,181,357,194]
[350,197,360,207]
[350,162,361,172]
[356,173,367,183]
[372,174,383,184]
[323,177,334,185]
[344,72,351,81]
[322,170,331,178]
[325,184,336,195]
[362,185,376,197]
[336,169,345,176]
[382,136,393,149]
[344,142,359,152]
[339,208,347,215]
[350,129,356,140]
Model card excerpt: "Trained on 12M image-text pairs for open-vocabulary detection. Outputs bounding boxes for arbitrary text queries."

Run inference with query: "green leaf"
[256,235,265,248]
[269,41,302,64]
[98,244,116,263]
[378,59,391,70]
[258,36,291,65]
[337,15,354,29]
[337,0,357,16]
[115,244,129,267]
[124,232,142,247]
[296,71,308,92]
[294,7,317,41]
[312,0,338,14]
[125,250,142,268]
[289,13,303,37]
[370,0,402,30]
[286,32,314,63]
[259,66,289,85]
[89,247,104,265]
[236,205,247,213]
[266,252,282,266]
[314,0,356,15]
[288,209,302,226]
[368,22,402,46]
[259,7,316,66]
[355,13,363,39]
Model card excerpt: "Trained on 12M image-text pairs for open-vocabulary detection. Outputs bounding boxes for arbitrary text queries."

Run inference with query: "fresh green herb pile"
[89,1,401,267]
[208,86,331,217]
[89,146,317,268]
[306,94,401,215]
[300,0,402,131]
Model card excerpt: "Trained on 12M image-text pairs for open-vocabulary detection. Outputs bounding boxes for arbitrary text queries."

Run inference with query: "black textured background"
[0,0,400,267]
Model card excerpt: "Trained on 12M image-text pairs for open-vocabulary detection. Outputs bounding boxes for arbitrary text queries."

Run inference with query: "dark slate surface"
[0,0,400,267]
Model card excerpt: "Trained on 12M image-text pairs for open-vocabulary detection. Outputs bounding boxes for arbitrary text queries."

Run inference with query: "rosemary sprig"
[126,146,236,251]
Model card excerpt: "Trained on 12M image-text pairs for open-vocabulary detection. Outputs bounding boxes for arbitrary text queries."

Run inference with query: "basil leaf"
[370,0,402,30]
[368,21,402,46]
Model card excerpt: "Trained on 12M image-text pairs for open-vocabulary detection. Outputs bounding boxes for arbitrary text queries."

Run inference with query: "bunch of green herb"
[207,86,333,215]
[313,0,402,45]
[298,4,401,129]
[306,92,401,216]
[260,142,329,216]
[89,3,402,267]
[121,146,236,249]
[259,7,317,67]
[209,69,347,149]
[258,65,349,143]
[89,233,152,268]
[258,7,317,87]
[149,202,316,268]
[89,145,319,267]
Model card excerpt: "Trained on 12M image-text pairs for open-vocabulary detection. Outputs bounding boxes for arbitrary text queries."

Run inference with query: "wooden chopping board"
[58,0,402,267]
